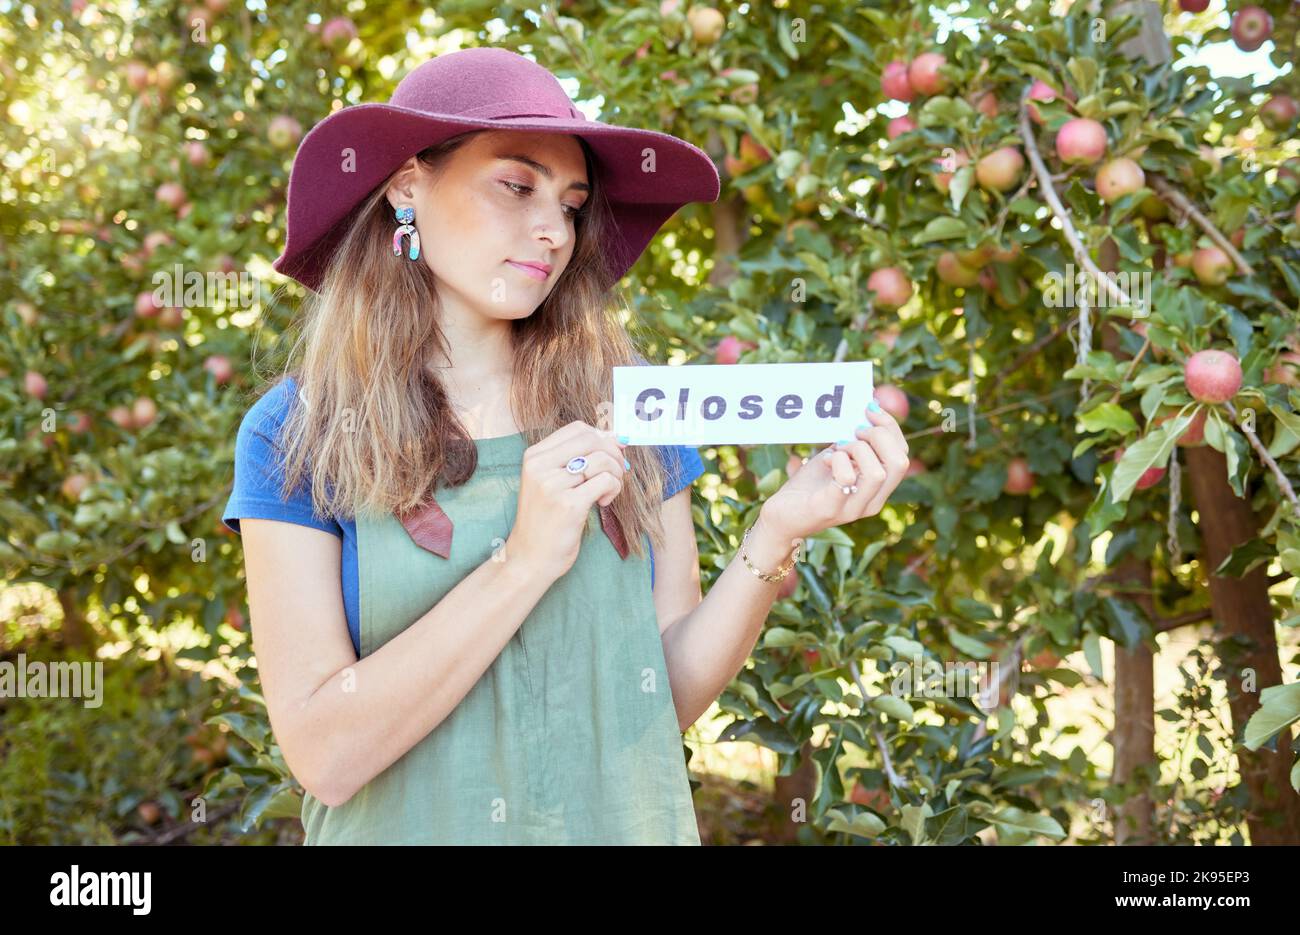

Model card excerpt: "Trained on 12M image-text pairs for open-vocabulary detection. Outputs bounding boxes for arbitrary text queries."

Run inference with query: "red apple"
[1184,350,1242,404]
[1265,351,1300,387]
[320,16,357,49]
[1155,408,1208,446]
[1261,95,1299,131]
[1004,457,1034,494]
[974,91,999,119]
[932,151,970,195]
[24,370,48,400]
[936,251,981,287]
[1055,118,1108,165]
[1231,5,1273,52]
[137,801,161,825]
[61,473,91,500]
[153,61,181,92]
[125,61,151,91]
[225,606,246,631]
[184,141,210,166]
[108,405,134,430]
[1191,247,1232,286]
[1095,158,1145,203]
[715,335,755,365]
[975,146,1025,192]
[905,457,926,477]
[874,325,900,350]
[1024,80,1055,125]
[881,60,914,103]
[142,231,173,257]
[873,384,909,422]
[203,354,233,385]
[850,783,890,810]
[867,267,914,310]
[131,396,159,429]
[1179,0,1209,9]
[158,306,184,329]
[67,410,92,433]
[1114,446,1165,490]
[135,292,161,318]
[155,182,186,211]
[268,115,303,151]
[186,7,212,33]
[687,6,725,45]
[776,570,798,600]
[739,133,771,168]
[908,53,948,97]
[887,115,918,140]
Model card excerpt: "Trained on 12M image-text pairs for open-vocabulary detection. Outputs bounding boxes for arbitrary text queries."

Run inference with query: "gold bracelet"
[739,523,803,583]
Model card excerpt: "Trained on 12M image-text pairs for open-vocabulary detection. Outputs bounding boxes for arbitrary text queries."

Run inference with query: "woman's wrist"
[742,510,804,580]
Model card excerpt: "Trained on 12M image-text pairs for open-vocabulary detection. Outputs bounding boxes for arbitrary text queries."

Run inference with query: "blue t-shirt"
[223,376,704,657]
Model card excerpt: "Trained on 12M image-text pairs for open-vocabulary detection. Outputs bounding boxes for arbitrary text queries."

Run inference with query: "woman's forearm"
[660,507,802,731]
[297,551,558,807]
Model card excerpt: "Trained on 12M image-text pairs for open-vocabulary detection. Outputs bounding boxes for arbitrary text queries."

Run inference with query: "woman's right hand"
[505,420,629,580]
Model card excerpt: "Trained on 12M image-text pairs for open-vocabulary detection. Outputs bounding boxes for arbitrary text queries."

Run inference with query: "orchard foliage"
[3,0,1299,843]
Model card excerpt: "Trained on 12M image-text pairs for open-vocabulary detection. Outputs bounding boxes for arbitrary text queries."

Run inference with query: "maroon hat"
[272,46,721,293]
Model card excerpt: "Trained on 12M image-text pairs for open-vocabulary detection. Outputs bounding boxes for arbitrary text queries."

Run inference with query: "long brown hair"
[254,129,670,558]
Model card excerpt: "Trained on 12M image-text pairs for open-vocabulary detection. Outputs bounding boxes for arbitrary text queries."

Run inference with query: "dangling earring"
[392,204,420,261]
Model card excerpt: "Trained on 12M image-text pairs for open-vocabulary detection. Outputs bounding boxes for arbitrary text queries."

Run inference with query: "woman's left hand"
[759,403,911,543]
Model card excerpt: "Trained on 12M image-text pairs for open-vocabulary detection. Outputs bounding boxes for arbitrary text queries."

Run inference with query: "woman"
[223,48,909,845]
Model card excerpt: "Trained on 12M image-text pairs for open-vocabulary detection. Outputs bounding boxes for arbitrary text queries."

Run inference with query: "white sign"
[611,361,874,445]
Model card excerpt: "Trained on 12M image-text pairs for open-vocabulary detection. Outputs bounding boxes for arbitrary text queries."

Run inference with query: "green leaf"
[1243,682,1300,751]
[824,807,886,838]
[912,216,969,244]
[1077,402,1137,435]
[989,804,1067,841]
[1083,632,1104,679]
[948,629,994,660]
[1214,538,1274,578]
[1065,57,1098,98]
[869,693,916,723]
[761,627,801,648]
[1112,414,1185,502]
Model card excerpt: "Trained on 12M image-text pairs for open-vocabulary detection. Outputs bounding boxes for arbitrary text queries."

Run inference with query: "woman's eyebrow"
[494,153,591,193]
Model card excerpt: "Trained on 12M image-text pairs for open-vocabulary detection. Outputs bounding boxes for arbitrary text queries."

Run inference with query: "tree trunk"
[56,587,98,652]
[1183,444,1300,843]
[1099,312,1157,844]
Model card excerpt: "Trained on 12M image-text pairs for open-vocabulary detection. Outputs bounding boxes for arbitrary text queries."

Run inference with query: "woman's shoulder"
[237,375,301,448]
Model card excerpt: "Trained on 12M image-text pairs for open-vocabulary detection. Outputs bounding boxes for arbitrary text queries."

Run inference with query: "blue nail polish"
[837,439,849,446]
[617,434,629,444]
[867,400,882,413]
[624,458,631,469]
[856,422,868,430]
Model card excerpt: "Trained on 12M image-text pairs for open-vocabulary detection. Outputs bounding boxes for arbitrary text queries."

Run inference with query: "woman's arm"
[657,502,800,731]
[241,518,558,808]
[658,403,911,730]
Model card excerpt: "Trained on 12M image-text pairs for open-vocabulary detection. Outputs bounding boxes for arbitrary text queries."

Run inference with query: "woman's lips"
[506,261,549,282]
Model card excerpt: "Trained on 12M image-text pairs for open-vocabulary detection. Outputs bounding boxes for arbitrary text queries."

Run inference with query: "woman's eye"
[502,181,584,220]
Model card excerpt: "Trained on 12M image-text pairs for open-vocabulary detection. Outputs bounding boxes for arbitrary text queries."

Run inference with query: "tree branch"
[1224,400,1300,518]
[1147,173,1254,276]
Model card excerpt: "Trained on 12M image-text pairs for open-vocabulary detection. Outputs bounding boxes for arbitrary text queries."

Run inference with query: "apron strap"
[397,496,629,560]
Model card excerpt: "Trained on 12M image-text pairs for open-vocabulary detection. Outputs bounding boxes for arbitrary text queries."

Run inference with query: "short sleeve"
[222,378,343,539]
[656,444,704,500]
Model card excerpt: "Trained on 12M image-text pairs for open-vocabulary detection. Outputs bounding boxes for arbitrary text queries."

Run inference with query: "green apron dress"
[299,431,702,844]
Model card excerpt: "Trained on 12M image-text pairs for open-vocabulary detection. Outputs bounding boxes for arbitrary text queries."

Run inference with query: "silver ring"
[565,455,588,475]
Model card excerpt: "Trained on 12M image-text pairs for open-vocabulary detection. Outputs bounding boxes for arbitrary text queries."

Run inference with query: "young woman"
[223,48,910,845]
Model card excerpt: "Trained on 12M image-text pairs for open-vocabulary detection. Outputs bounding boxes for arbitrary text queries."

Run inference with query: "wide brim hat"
[271,46,721,293]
